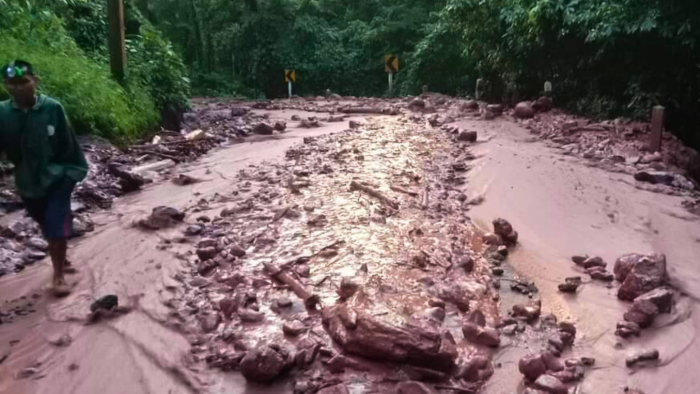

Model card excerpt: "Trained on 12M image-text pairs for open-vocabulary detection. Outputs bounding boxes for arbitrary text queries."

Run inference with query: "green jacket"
[0,95,88,198]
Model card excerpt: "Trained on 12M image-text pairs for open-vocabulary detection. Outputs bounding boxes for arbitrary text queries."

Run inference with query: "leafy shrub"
[0,3,158,143]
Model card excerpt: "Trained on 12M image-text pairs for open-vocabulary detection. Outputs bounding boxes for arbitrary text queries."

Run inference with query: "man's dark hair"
[2,60,35,79]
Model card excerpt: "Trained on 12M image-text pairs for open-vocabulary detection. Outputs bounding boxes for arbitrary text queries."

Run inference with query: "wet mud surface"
[1,96,700,394]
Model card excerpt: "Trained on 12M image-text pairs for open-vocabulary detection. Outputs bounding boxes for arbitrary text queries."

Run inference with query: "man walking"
[0,60,88,296]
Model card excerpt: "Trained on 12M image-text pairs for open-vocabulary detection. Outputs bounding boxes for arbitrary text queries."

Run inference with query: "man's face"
[4,75,38,103]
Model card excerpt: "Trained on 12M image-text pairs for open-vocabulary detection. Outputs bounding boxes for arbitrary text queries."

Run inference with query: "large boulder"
[240,344,290,383]
[514,102,534,119]
[533,96,553,112]
[322,305,458,372]
[534,374,568,394]
[253,123,274,135]
[617,254,667,301]
[409,99,426,111]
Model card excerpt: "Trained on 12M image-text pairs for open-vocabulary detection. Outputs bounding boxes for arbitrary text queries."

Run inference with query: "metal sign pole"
[288,81,292,98]
[388,73,393,94]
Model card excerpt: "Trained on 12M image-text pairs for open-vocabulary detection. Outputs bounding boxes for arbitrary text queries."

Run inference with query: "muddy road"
[1,97,699,394]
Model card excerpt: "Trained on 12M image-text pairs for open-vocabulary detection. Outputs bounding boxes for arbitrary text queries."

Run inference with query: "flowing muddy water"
[464,118,700,394]
[0,109,503,394]
[2,103,697,394]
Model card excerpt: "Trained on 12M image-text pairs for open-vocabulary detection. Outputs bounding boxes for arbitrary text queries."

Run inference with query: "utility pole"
[107,0,127,80]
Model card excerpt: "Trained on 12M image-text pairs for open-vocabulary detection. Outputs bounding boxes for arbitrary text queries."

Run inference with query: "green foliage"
[0,1,158,142]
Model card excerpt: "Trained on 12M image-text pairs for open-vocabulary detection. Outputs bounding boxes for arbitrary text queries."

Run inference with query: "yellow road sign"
[385,55,399,73]
[285,70,296,83]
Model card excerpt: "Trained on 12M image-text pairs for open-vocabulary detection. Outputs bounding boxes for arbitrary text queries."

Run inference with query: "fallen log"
[349,181,399,209]
[263,262,320,309]
[390,185,419,197]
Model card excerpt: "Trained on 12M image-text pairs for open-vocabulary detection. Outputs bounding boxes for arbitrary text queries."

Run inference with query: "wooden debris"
[264,262,320,309]
[390,185,419,197]
[349,181,399,209]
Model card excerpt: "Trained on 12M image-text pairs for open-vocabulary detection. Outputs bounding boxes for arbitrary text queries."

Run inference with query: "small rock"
[492,267,504,276]
[626,349,659,367]
[338,277,360,300]
[458,130,477,142]
[253,123,274,135]
[196,247,218,261]
[462,323,500,347]
[534,374,568,394]
[615,321,641,338]
[239,309,264,323]
[274,121,287,131]
[512,300,541,322]
[90,295,118,312]
[542,352,564,372]
[514,102,534,119]
[589,269,614,281]
[582,256,606,269]
[184,225,203,236]
[219,298,239,319]
[623,299,658,328]
[558,277,581,293]
[486,104,503,115]
[26,237,48,251]
[409,99,426,110]
[283,321,307,336]
[497,245,508,256]
[200,312,221,333]
[519,353,546,381]
[240,344,289,382]
[634,287,673,313]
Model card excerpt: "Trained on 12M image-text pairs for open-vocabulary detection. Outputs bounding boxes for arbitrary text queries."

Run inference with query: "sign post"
[107,0,126,80]
[385,55,399,93]
[285,70,296,98]
[475,78,483,100]
[544,81,552,96]
[649,105,665,152]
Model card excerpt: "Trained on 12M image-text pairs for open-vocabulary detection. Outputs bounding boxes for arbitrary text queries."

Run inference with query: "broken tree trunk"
[264,262,320,309]
[349,181,399,209]
[390,185,419,197]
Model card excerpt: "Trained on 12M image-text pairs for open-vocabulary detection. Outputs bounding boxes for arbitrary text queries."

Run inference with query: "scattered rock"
[240,344,290,383]
[90,295,119,312]
[533,96,553,112]
[338,277,360,300]
[219,297,239,319]
[534,374,568,394]
[458,130,477,142]
[542,352,564,372]
[230,107,249,117]
[558,277,581,293]
[626,349,659,367]
[512,300,541,322]
[196,247,218,261]
[274,121,287,131]
[239,309,265,323]
[615,321,641,338]
[519,353,546,381]
[138,206,185,230]
[462,322,500,347]
[409,99,426,110]
[514,102,534,119]
[458,355,492,382]
[25,237,48,251]
[581,256,606,269]
[253,123,274,135]
[486,104,503,115]
[617,254,667,301]
[634,287,673,313]
[623,299,658,328]
[589,269,614,282]
[283,321,307,336]
[200,312,222,333]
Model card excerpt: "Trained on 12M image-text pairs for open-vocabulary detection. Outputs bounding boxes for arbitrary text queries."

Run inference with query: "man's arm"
[52,104,88,181]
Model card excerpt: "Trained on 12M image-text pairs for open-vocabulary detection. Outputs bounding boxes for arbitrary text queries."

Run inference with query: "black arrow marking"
[285,70,295,82]
[386,55,397,73]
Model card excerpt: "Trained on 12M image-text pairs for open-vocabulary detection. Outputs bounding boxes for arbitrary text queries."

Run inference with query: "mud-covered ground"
[1,95,699,394]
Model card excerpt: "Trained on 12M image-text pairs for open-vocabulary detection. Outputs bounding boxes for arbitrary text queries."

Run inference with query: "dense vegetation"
[138,0,700,148]
[2,0,700,148]
[0,0,189,142]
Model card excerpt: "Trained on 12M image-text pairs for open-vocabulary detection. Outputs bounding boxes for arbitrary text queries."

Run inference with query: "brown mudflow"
[1,96,700,394]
